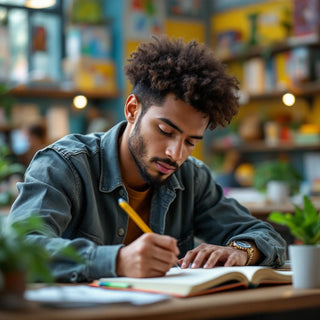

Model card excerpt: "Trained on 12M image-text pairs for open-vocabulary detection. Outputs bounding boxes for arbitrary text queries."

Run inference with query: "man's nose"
[165,140,184,162]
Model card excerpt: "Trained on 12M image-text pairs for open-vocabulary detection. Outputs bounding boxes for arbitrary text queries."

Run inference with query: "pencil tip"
[118,198,124,204]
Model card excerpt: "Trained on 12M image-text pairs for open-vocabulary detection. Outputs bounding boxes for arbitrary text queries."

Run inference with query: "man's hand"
[179,243,248,269]
[116,233,180,278]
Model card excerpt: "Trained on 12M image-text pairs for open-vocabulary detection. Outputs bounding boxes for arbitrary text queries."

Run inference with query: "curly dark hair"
[124,35,240,130]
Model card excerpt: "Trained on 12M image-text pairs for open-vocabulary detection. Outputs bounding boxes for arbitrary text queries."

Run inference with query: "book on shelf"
[274,51,291,90]
[243,57,265,95]
[293,0,320,38]
[91,266,292,298]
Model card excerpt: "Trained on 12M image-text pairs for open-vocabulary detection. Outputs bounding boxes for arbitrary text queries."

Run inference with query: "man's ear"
[124,94,141,124]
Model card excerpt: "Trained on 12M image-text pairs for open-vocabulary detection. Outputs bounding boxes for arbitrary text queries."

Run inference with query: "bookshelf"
[220,34,320,63]
[211,141,320,154]
[221,38,320,101]
[9,85,119,100]
[209,35,320,178]
[209,1,320,194]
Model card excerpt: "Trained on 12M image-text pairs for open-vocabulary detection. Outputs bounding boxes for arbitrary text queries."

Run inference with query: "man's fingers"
[145,233,180,256]
[203,250,224,268]
[180,244,249,269]
[150,243,179,266]
[116,233,180,278]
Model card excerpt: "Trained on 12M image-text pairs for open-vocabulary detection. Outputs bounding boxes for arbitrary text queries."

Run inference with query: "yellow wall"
[165,20,205,42]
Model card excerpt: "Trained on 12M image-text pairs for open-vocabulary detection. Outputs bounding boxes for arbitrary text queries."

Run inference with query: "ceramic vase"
[289,244,320,289]
[267,181,289,204]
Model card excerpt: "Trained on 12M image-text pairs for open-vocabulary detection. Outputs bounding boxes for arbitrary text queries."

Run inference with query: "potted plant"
[268,195,320,288]
[0,214,82,308]
[253,160,302,203]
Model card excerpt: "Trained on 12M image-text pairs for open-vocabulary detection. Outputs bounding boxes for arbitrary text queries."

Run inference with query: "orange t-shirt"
[123,186,152,245]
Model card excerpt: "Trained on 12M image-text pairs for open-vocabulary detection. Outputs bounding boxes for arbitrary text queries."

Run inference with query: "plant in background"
[253,160,302,194]
[0,146,25,206]
[0,214,83,283]
[0,146,25,180]
[268,195,320,245]
[0,83,15,122]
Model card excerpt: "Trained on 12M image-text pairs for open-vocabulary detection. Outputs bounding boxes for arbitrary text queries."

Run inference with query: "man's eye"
[159,127,172,137]
[186,140,195,147]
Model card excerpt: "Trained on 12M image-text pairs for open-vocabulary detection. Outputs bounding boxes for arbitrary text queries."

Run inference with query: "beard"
[128,117,178,187]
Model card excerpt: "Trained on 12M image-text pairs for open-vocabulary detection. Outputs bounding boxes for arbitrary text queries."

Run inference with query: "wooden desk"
[1,285,320,320]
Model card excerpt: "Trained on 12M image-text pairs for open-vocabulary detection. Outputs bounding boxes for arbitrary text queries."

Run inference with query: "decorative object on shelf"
[253,160,302,203]
[73,57,117,94]
[71,0,104,24]
[266,180,290,204]
[234,162,255,187]
[238,113,263,142]
[268,195,320,288]
[247,12,260,47]
[0,214,83,308]
[293,0,320,38]
[264,121,280,146]
[214,30,243,59]
[280,5,292,38]
[125,0,165,40]
[167,0,204,19]
[295,123,320,145]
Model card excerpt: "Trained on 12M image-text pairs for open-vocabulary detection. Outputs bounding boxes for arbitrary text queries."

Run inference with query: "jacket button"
[70,272,78,282]
[118,227,125,236]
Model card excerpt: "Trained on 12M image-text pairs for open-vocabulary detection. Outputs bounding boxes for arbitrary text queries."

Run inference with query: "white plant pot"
[266,181,290,204]
[289,244,320,289]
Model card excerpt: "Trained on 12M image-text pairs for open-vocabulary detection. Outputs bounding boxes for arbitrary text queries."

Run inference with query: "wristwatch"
[228,240,254,266]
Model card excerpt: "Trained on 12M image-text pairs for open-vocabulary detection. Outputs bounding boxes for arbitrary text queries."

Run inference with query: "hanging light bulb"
[282,92,295,107]
[24,0,56,9]
[73,95,88,109]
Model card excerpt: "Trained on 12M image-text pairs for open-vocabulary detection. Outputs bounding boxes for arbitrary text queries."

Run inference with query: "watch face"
[235,240,252,248]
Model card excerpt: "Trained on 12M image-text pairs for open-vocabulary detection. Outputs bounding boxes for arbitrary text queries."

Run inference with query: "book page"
[98,267,250,296]
[97,266,292,297]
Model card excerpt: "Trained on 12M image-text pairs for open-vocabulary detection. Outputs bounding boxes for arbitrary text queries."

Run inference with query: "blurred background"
[0,0,320,235]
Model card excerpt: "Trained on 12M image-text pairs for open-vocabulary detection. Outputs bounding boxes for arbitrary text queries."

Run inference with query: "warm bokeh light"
[282,93,295,107]
[24,0,56,9]
[73,95,88,109]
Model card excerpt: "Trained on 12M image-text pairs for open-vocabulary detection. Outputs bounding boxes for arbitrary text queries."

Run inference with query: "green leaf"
[0,214,84,282]
[253,160,302,193]
[268,196,320,245]
[303,195,318,222]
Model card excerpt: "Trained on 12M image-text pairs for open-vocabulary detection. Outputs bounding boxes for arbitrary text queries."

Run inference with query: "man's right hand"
[116,233,180,278]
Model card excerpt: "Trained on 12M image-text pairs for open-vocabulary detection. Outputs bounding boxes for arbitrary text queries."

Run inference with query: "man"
[9,36,286,282]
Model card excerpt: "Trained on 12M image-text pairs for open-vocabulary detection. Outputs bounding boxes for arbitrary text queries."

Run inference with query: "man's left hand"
[179,243,248,268]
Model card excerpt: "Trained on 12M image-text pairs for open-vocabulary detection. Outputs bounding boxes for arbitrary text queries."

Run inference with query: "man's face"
[128,94,209,187]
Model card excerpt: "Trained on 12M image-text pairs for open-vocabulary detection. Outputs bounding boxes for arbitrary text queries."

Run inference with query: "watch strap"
[228,240,254,266]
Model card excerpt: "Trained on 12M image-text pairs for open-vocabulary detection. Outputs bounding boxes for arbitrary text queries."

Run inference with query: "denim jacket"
[9,121,286,282]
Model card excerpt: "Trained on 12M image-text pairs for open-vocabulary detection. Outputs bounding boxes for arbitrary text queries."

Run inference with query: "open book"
[92,266,292,297]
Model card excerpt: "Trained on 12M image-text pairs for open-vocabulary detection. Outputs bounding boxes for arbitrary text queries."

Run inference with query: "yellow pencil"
[118,198,153,233]
[118,198,181,269]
